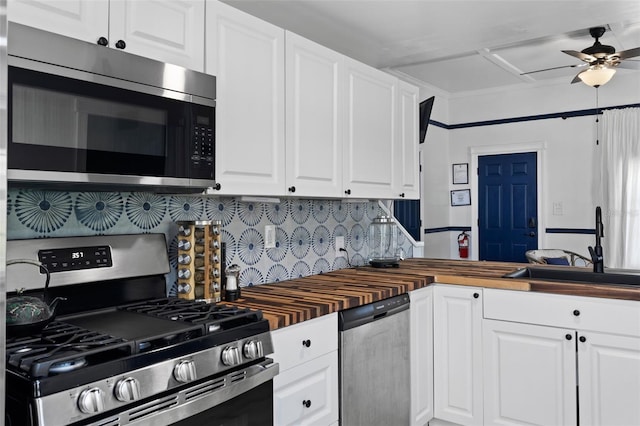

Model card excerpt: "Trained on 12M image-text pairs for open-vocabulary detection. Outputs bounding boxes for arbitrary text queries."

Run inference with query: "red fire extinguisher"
[457,231,469,258]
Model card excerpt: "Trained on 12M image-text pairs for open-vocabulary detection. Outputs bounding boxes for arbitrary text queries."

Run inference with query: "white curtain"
[598,107,640,269]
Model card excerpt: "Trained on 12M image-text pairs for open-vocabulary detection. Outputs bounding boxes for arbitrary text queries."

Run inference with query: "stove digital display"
[38,245,113,273]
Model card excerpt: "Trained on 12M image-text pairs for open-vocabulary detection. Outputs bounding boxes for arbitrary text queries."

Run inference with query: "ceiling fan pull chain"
[595,87,600,145]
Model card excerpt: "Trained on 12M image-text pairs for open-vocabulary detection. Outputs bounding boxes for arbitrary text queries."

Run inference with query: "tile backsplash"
[7,189,412,294]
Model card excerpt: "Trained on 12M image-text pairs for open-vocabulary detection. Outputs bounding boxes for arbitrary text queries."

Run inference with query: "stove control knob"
[243,340,264,359]
[114,377,141,402]
[221,346,241,366]
[174,360,197,383]
[78,387,105,414]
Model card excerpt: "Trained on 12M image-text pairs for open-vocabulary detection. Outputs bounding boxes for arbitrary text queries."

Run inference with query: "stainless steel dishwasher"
[338,293,411,426]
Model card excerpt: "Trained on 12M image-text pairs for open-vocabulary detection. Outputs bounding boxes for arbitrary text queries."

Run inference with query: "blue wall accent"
[545,228,595,234]
[7,189,414,293]
[424,226,471,234]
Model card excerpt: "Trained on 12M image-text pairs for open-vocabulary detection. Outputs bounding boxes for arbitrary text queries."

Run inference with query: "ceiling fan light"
[578,67,616,87]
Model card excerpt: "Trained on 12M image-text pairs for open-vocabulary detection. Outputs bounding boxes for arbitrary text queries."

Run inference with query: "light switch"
[264,225,276,248]
[553,202,563,216]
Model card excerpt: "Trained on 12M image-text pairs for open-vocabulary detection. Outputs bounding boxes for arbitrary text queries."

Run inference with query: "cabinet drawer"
[484,289,640,337]
[271,313,337,372]
[273,351,339,426]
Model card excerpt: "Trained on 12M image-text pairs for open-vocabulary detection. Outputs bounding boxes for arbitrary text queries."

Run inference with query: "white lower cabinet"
[271,313,338,426]
[433,285,484,426]
[410,286,434,426]
[483,289,640,426]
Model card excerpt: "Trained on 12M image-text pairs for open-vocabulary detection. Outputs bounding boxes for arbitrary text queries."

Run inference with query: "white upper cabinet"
[206,0,286,195]
[285,32,344,198]
[8,0,205,71]
[343,57,397,199]
[396,81,420,199]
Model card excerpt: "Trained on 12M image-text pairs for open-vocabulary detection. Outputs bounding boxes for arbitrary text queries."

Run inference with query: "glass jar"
[367,215,403,267]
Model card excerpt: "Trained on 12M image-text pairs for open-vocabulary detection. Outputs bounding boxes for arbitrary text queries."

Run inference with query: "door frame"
[470,142,546,261]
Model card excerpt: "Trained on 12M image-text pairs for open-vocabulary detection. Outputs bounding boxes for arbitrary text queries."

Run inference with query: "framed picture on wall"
[451,189,471,206]
[452,163,468,184]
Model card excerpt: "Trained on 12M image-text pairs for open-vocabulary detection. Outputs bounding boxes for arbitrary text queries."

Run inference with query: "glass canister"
[367,215,403,268]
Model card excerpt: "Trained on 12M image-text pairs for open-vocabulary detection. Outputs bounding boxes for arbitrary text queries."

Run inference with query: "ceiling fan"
[522,26,640,87]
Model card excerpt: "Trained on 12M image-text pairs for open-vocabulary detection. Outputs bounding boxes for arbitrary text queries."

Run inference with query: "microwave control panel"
[190,112,215,179]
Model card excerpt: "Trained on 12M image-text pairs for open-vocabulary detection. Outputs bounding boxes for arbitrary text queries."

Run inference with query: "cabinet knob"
[573,309,580,316]
[473,292,479,299]
[288,186,296,193]
[115,39,126,49]
[97,37,108,46]
[302,339,311,348]
[399,193,405,198]
[344,189,351,195]
[565,334,573,340]
[214,183,221,191]
[302,400,312,408]
[579,336,587,343]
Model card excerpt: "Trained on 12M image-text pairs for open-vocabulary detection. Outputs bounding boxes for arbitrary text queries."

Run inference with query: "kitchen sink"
[502,266,640,286]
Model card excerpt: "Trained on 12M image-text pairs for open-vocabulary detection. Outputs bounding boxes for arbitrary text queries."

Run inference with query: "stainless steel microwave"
[7,23,216,192]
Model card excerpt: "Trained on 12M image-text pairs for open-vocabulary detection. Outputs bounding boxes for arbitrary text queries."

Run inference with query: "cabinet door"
[578,331,640,426]
[285,32,343,198]
[206,1,285,195]
[109,0,205,71]
[7,0,108,43]
[343,58,396,199]
[483,319,577,426]
[396,80,420,200]
[410,286,434,426]
[273,351,339,426]
[433,285,483,426]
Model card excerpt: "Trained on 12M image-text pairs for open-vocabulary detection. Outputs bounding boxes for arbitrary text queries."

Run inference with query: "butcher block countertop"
[228,258,640,330]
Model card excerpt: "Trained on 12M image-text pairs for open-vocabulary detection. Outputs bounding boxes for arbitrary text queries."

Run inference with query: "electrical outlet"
[335,236,345,256]
[264,225,276,249]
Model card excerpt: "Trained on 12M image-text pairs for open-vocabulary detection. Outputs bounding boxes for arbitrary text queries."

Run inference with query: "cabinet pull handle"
[565,334,573,340]
[302,339,311,348]
[473,292,479,299]
[573,309,580,316]
[288,186,296,193]
[302,400,312,408]
[579,336,587,343]
[115,39,126,49]
[344,189,351,195]
[97,37,108,46]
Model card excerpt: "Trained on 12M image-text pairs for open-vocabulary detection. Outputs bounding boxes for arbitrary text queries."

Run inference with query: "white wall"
[421,72,640,260]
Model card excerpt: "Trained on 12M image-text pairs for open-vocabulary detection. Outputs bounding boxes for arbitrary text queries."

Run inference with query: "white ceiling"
[221,0,640,96]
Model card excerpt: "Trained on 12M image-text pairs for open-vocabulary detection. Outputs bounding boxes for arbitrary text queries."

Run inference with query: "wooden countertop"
[226,258,640,330]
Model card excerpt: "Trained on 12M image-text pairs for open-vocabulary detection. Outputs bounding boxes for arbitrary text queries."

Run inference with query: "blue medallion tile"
[6,192,11,216]
[207,197,236,226]
[290,199,311,224]
[15,190,73,233]
[312,225,331,256]
[237,201,264,226]
[168,196,203,221]
[312,200,330,223]
[221,229,237,266]
[75,192,123,232]
[239,267,263,287]
[351,253,366,267]
[349,223,365,251]
[168,281,178,297]
[332,224,348,240]
[237,228,264,265]
[312,258,331,275]
[291,261,311,278]
[266,264,289,283]
[366,201,381,220]
[265,201,288,225]
[332,256,349,270]
[291,226,311,259]
[349,202,365,221]
[331,200,348,222]
[125,192,166,230]
[266,227,288,262]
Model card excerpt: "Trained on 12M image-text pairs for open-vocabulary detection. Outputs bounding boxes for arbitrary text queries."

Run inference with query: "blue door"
[478,152,537,262]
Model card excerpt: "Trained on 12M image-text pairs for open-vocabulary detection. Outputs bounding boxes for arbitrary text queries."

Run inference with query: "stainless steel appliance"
[7,23,216,192]
[338,293,411,426]
[4,234,278,426]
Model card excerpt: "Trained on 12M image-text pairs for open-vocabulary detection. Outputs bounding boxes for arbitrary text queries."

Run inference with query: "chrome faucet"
[588,206,605,273]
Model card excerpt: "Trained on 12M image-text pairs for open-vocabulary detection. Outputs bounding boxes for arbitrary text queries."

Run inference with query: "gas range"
[5,234,278,426]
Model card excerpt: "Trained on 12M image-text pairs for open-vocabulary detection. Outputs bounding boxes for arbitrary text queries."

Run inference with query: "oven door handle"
[93,358,279,426]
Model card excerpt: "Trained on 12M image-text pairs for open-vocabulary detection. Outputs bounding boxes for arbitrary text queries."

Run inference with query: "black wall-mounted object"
[419,96,435,144]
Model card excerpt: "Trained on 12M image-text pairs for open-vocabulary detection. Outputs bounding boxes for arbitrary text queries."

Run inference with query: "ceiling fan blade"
[616,60,640,70]
[520,63,585,75]
[615,47,640,60]
[570,71,584,84]
[562,50,596,62]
